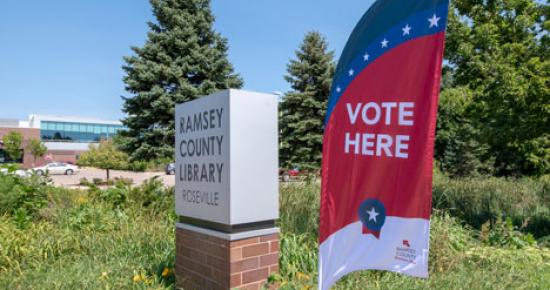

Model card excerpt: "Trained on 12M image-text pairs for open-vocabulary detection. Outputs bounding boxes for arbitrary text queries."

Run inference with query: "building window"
[40,121,125,143]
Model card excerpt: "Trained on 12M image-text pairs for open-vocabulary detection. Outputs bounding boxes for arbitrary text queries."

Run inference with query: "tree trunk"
[106,168,110,180]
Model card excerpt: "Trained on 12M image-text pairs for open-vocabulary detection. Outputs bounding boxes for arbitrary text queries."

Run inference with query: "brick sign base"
[175,225,279,290]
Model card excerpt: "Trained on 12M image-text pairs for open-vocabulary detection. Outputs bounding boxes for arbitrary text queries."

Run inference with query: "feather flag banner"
[319,1,450,289]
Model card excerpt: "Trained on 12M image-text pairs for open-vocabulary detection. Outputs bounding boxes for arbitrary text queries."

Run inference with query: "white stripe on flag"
[318,217,430,290]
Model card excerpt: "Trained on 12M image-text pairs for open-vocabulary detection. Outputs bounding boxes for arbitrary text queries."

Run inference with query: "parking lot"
[50,167,175,189]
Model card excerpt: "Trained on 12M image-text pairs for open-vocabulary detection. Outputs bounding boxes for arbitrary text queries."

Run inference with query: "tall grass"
[1,174,550,289]
[276,180,550,289]
[0,177,176,290]
[433,174,550,238]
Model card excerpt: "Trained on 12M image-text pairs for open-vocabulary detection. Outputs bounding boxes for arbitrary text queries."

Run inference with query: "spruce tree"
[280,32,335,171]
[121,0,242,161]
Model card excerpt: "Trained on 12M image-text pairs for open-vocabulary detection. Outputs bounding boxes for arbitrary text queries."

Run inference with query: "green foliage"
[87,177,174,216]
[279,183,320,238]
[0,173,176,289]
[1,131,23,161]
[0,169,548,290]
[130,178,173,211]
[435,87,493,177]
[275,182,550,289]
[97,184,129,208]
[26,138,47,165]
[1,177,550,289]
[441,0,550,176]
[77,140,129,179]
[280,31,335,170]
[0,169,49,223]
[120,0,243,161]
[276,181,550,289]
[0,204,175,290]
[432,173,550,238]
[481,218,537,249]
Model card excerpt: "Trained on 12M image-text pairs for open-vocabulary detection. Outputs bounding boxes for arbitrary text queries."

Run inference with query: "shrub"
[79,177,91,186]
[114,177,133,186]
[480,218,537,249]
[99,184,129,208]
[87,177,173,213]
[129,177,174,213]
[0,171,49,221]
[128,160,148,172]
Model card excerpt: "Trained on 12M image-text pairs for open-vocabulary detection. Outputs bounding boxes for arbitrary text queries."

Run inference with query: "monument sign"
[174,89,280,290]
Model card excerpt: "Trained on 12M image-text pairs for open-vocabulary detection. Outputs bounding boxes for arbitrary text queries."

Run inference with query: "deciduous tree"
[2,132,23,162]
[438,0,550,176]
[26,139,47,167]
[78,140,128,180]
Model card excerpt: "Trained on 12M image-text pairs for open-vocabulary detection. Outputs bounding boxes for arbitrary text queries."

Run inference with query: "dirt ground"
[50,167,175,189]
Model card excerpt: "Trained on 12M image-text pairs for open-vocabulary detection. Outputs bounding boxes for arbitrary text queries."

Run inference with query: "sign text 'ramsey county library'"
[178,108,225,185]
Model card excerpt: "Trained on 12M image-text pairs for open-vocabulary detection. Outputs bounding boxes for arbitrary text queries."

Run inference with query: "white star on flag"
[348,69,354,76]
[428,14,440,28]
[367,207,379,222]
[381,38,389,48]
[336,87,341,93]
[402,24,412,35]
[363,53,370,61]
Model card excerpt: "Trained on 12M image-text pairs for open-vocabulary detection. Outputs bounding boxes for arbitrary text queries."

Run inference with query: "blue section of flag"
[325,3,449,124]
[358,198,386,232]
[333,0,449,81]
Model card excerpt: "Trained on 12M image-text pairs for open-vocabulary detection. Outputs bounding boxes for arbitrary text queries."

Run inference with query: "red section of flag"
[320,32,445,243]
[362,226,381,238]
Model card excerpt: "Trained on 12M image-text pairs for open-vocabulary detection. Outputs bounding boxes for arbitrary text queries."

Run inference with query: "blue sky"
[0,0,374,121]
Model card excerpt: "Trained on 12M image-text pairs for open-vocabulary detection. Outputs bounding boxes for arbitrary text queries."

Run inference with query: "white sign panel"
[175,89,278,226]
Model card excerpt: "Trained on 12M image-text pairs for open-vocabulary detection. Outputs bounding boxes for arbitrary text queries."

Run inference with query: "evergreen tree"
[280,32,335,171]
[435,87,493,177]
[121,0,243,161]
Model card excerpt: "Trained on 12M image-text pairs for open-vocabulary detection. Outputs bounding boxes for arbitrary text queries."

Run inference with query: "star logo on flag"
[358,198,387,238]
[367,207,379,222]
[381,38,389,48]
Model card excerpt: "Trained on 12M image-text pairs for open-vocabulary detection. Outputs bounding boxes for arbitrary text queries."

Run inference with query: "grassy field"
[1,171,550,289]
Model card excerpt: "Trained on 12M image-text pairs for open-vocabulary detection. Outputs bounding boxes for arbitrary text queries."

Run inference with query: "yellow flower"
[161,267,171,277]
[133,274,142,283]
[296,272,310,281]
[101,272,108,278]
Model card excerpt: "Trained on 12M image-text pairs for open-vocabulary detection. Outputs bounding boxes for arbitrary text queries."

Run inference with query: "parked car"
[165,163,175,175]
[279,167,301,182]
[31,162,80,176]
[0,167,31,177]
